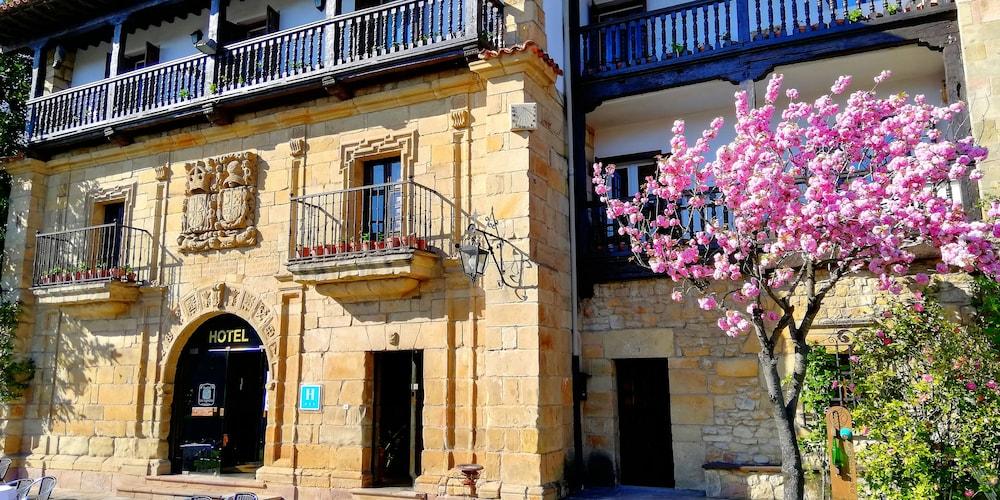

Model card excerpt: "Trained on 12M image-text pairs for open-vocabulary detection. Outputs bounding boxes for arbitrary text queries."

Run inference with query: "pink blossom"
[922,374,934,383]
[698,296,718,310]
[967,381,978,391]
[964,490,975,498]
[764,311,781,322]
[913,302,925,313]
[671,290,684,302]
[831,75,852,94]
[987,380,998,390]
[590,73,998,340]
[874,70,892,84]
[849,355,860,364]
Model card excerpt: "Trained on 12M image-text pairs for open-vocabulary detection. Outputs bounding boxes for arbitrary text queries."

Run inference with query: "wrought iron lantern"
[459,240,490,281]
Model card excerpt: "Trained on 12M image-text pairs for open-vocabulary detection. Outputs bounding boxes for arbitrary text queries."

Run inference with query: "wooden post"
[29,43,46,98]
[825,405,858,500]
[205,0,226,93]
[106,16,128,120]
[736,0,751,43]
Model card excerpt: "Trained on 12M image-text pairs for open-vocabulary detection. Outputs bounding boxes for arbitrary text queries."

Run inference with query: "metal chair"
[0,457,10,482]
[4,478,34,500]
[224,494,259,500]
[33,476,57,500]
[185,497,213,500]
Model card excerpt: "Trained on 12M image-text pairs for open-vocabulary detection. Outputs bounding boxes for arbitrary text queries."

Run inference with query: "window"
[591,0,646,23]
[594,153,658,256]
[362,158,403,241]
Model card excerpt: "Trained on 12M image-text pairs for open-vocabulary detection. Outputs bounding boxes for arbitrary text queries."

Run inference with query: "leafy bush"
[852,297,1000,499]
[0,300,32,403]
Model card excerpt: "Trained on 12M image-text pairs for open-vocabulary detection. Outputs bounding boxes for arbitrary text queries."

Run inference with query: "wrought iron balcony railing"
[31,223,154,288]
[578,0,951,79]
[290,179,456,263]
[25,0,505,143]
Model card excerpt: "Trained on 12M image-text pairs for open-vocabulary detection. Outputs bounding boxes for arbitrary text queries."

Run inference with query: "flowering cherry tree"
[592,72,999,499]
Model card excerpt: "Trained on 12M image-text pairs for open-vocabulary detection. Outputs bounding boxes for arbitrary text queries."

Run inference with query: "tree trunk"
[759,349,805,500]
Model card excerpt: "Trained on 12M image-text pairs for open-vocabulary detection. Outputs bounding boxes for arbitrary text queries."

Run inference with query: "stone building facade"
[0,39,573,498]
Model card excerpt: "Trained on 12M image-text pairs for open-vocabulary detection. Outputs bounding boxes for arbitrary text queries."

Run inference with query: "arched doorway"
[169,314,268,476]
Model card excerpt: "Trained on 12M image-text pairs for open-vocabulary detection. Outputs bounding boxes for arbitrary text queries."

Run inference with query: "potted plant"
[389,235,402,248]
[886,2,899,14]
[110,266,122,280]
[797,22,807,32]
[671,42,685,57]
[847,8,865,22]
[312,244,326,257]
[95,263,108,279]
[360,233,373,251]
[337,240,348,254]
[297,245,312,258]
[122,265,136,282]
[72,263,85,281]
[376,234,387,250]
[325,243,337,255]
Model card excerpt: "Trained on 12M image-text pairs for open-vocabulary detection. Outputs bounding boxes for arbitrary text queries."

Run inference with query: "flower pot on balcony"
[110,267,122,280]
[325,244,337,255]
[390,236,402,248]
[362,241,374,252]
[337,242,348,254]
[297,246,312,258]
[416,238,428,251]
[41,275,52,285]
[73,271,83,281]
[797,24,807,32]
[313,245,326,257]
[126,272,137,282]
[376,240,387,250]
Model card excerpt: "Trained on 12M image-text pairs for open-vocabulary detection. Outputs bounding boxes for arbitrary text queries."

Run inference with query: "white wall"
[544,0,565,93]
[124,10,209,62]
[592,53,947,160]
[228,0,324,28]
[71,41,111,88]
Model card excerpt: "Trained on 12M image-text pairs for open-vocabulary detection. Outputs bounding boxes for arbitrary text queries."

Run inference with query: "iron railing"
[24,0,505,142]
[590,188,731,258]
[579,0,950,78]
[290,179,455,262]
[31,223,154,287]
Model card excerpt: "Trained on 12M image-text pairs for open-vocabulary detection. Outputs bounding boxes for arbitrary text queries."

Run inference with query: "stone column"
[469,50,572,500]
[957,0,1000,199]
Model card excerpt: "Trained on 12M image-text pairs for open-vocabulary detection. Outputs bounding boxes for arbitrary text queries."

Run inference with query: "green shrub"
[852,297,1000,499]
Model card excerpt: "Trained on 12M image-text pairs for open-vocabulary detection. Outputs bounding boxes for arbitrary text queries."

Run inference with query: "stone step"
[116,474,280,500]
[350,488,428,500]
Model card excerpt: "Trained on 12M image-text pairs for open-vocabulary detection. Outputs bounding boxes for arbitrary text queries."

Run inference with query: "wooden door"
[616,358,674,487]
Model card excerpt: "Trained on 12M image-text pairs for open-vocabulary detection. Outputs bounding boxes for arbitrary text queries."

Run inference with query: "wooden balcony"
[287,180,456,302]
[24,0,505,148]
[575,0,957,107]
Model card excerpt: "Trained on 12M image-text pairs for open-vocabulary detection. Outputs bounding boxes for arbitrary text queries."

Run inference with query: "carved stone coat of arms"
[178,151,259,252]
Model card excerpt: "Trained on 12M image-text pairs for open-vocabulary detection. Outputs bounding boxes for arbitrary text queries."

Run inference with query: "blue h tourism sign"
[299,384,322,411]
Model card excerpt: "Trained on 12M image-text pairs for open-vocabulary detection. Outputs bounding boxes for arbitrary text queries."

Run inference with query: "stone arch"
[155,283,283,470]
[162,282,280,384]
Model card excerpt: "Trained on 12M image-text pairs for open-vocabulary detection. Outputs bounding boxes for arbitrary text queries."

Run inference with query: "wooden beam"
[8,0,193,52]
[106,16,128,121]
[104,127,133,147]
[322,76,353,101]
[203,0,225,92]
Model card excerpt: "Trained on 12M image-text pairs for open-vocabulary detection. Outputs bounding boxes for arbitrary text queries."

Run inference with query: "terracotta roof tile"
[479,40,563,75]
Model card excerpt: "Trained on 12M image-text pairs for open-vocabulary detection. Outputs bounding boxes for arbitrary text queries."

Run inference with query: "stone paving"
[568,486,707,499]
[51,490,133,500]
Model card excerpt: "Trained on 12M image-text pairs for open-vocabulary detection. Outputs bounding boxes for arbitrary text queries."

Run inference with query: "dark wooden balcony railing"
[25,0,505,143]
[31,223,154,288]
[290,179,456,263]
[579,0,948,78]
[589,188,730,260]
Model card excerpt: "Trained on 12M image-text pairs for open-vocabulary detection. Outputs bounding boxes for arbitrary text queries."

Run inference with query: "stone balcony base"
[287,249,441,302]
[31,281,145,318]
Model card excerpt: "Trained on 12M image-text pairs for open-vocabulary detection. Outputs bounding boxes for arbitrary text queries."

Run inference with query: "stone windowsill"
[287,249,441,302]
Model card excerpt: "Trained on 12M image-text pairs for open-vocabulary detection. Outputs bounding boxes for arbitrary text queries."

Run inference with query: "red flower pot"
[313,245,326,257]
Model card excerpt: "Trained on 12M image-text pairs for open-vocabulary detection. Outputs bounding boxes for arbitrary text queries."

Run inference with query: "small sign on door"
[299,384,322,411]
[197,383,216,406]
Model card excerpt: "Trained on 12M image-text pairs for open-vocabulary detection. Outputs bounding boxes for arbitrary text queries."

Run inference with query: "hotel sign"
[207,328,250,344]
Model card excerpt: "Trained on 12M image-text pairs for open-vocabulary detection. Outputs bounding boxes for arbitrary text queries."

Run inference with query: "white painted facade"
[590,45,947,163]
[68,0,328,88]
